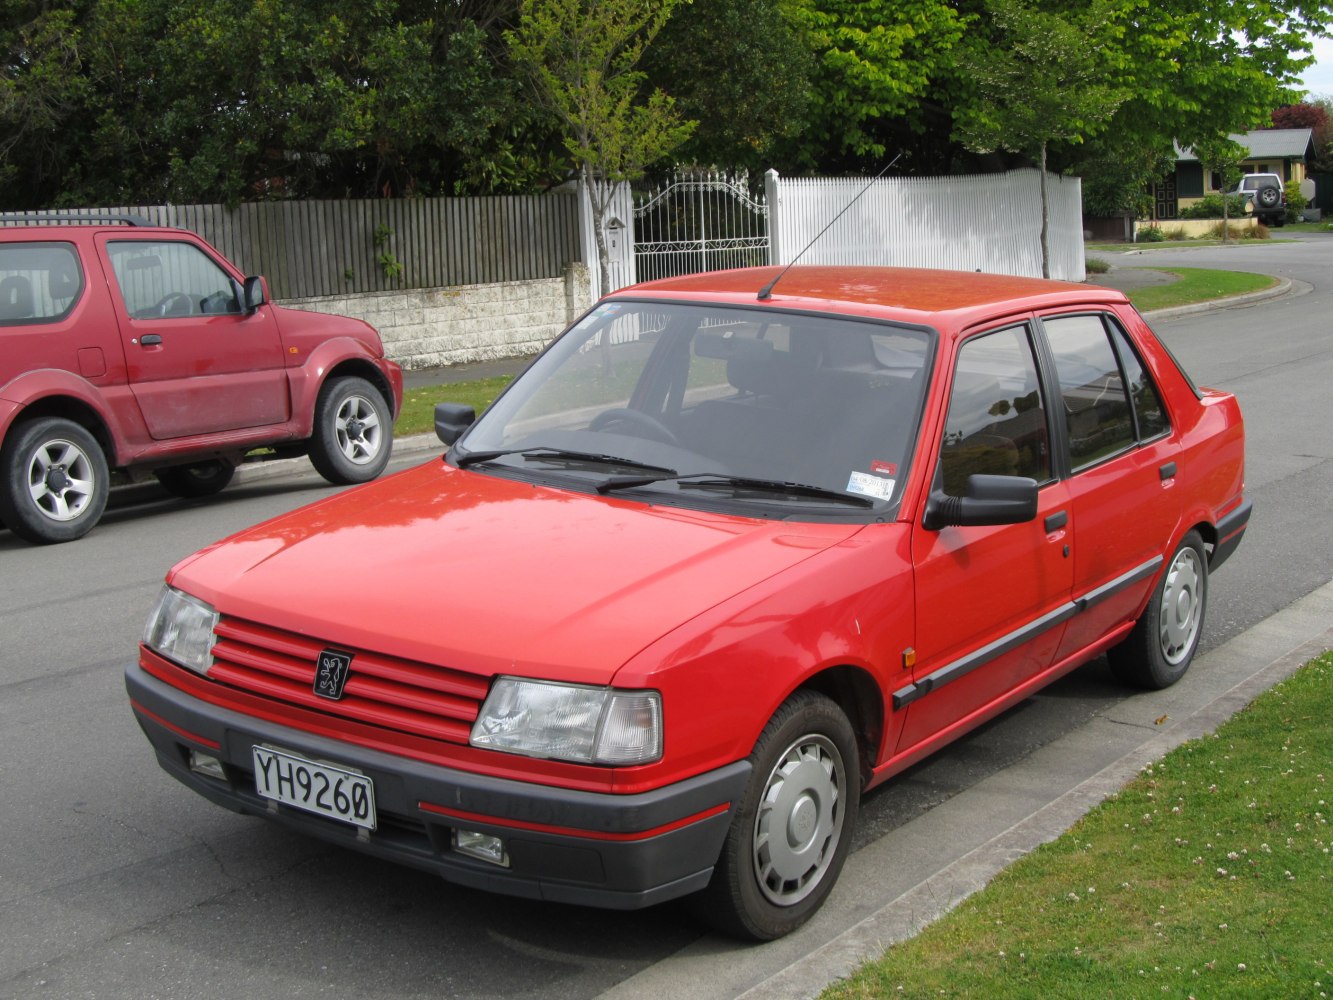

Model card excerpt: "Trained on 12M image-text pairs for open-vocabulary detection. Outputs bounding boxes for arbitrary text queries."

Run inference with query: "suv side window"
[1045,313,1161,471]
[107,241,241,319]
[940,325,1050,496]
[0,242,83,324]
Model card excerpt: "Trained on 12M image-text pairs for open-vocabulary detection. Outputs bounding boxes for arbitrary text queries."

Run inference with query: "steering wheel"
[589,407,681,446]
[151,292,195,318]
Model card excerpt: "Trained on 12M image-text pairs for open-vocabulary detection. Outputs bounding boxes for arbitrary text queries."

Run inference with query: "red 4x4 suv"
[0,215,403,543]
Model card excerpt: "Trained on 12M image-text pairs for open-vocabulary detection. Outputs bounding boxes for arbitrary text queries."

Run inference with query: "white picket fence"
[764,168,1086,282]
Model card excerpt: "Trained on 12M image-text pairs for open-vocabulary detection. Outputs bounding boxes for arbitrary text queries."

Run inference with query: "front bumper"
[126,662,748,910]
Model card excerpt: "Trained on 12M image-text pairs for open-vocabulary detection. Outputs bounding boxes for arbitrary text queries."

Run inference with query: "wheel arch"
[321,358,398,419]
[795,664,884,788]
[3,394,118,466]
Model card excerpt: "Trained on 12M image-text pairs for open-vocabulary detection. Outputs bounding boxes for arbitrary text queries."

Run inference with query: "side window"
[107,241,240,319]
[1044,314,1136,471]
[941,325,1051,496]
[1108,320,1170,440]
[0,242,83,324]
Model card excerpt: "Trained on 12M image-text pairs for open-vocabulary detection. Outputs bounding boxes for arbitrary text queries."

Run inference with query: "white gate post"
[765,169,781,266]
[579,177,637,300]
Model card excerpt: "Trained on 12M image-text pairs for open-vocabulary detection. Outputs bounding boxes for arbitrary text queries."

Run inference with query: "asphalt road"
[2,237,1331,1000]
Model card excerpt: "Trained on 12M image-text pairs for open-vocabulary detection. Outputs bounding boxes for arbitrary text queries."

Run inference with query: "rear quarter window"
[0,242,83,324]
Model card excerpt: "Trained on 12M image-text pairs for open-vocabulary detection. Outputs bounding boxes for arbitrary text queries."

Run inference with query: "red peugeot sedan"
[127,267,1248,940]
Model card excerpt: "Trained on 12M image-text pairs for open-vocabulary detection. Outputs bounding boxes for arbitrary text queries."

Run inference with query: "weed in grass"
[823,651,1333,1000]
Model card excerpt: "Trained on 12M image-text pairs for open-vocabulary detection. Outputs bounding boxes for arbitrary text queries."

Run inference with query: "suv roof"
[0,213,154,228]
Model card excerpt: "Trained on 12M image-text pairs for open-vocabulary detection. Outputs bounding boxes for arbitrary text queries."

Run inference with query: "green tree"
[954,0,1124,276]
[1192,136,1249,242]
[641,0,812,174]
[508,0,696,294]
[785,0,968,165]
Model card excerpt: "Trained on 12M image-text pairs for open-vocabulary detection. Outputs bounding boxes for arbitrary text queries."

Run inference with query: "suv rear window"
[0,242,83,324]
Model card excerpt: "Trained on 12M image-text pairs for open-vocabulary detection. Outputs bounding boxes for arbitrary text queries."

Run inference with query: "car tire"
[1256,186,1280,209]
[155,460,236,498]
[696,690,860,941]
[308,376,393,485]
[0,417,109,544]
[1108,531,1207,690]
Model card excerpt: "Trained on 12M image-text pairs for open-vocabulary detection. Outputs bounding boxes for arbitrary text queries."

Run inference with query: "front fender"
[286,338,399,436]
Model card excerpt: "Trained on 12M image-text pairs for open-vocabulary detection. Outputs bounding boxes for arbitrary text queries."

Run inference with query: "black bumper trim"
[1210,498,1251,572]
[126,662,750,910]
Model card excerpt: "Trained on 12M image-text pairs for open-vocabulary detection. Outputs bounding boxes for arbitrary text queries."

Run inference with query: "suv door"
[900,323,1074,750]
[99,235,290,439]
[1039,311,1180,662]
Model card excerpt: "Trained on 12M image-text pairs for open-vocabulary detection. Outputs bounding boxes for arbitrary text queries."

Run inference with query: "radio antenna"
[757,153,903,301]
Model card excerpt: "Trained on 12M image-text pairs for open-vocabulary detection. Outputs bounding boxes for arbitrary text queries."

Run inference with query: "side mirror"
[242,275,267,314]
[923,474,1038,531]
[434,402,477,445]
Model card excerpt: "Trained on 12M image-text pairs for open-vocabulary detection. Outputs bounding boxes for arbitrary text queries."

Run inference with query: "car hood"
[171,461,863,685]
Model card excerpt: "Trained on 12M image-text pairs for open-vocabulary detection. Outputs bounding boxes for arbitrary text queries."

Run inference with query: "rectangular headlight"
[470,677,662,765]
[142,585,218,675]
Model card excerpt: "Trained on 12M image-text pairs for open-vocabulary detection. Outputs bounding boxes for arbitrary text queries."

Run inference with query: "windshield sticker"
[846,471,895,501]
[870,460,897,477]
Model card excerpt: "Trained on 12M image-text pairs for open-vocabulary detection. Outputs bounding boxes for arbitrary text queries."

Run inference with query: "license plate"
[252,745,376,830]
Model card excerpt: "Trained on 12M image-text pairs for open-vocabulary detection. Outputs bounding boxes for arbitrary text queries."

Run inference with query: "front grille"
[208,616,489,744]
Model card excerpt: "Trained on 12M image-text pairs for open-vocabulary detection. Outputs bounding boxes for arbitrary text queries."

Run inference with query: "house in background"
[1149,128,1315,220]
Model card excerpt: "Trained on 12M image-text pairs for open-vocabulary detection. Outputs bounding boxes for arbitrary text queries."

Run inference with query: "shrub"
[1179,193,1250,219]
[1084,256,1110,274]
[1285,179,1306,223]
[1137,225,1165,242]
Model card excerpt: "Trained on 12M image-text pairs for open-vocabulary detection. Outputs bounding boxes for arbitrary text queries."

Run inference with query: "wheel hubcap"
[752,734,845,906]
[1159,547,1203,665]
[334,395,382,465]
[27,439,96,522]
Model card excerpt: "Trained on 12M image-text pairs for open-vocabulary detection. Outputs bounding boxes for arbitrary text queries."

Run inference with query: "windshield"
[456,300,933,516]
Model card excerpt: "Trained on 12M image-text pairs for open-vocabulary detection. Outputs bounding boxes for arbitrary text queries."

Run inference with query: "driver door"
[99,235,289,440]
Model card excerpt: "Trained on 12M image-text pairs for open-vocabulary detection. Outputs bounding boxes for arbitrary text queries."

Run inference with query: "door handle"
[1159,461,1177,481]
[139,334,163,346]
[1044,510,1068,532]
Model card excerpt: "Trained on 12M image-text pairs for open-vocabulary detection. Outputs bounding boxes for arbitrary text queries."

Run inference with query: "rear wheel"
[0,417,109,544]
[155,460,236,498]
[697,690,859,941]
[1108,531,1207,689]
[308,376,392,485]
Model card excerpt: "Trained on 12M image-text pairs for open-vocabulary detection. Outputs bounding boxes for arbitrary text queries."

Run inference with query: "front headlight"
[143,585,218,675]
[470,677,662,765]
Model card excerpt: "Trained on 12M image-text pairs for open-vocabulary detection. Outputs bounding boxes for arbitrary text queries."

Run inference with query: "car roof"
[614,266,1128,331]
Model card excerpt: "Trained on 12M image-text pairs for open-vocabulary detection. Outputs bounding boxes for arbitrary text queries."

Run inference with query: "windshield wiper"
[598,472,876,507]
[454,446,676,476]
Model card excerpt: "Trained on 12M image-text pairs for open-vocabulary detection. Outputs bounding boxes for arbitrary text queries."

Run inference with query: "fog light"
[189,750,226,780]
[453,828,510,867]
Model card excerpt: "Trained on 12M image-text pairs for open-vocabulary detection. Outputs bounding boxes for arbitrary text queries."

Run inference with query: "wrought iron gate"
[632,170,769,282]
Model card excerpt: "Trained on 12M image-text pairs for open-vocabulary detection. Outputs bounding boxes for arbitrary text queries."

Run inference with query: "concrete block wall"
[283,262,592,370]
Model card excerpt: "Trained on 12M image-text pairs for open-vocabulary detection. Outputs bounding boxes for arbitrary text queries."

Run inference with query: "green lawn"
[823,650,1333,1000]
[394,375,514,437]
[1126,268,1276,312]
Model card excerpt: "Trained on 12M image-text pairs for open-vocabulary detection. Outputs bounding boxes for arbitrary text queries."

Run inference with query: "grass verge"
[822,649,1333,1000]
[394,375,513,437]
[1127,268,1276,313]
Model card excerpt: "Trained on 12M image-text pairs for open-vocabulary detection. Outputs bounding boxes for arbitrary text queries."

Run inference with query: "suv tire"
[308,376,393,485]
[0,417,109,544]
[155,460,236,498]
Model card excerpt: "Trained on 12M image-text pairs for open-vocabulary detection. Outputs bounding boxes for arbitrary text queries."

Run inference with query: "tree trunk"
[1039,143,1051,280]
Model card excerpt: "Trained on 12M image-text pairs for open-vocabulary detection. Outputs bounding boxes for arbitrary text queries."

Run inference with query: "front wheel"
[1108,530,1207,689]
[308,376,393,485]
[697,690,860,941]
[0,417,109,544]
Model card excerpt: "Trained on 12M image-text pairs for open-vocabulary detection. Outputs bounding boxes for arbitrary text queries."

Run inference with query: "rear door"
[1038,311,1180,662]
[98,235,290,440]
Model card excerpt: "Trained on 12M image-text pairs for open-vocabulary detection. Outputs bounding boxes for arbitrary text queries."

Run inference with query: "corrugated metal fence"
[6,195,582,300]
[766,168,1086,282]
